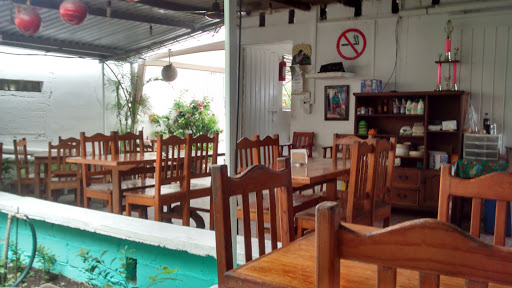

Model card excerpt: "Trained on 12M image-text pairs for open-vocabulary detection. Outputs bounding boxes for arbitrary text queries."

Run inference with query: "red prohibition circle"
[336,28,367,60]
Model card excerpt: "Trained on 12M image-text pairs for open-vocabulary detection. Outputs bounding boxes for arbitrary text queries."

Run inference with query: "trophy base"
[445,52,452,61]
[453,83,458,91]
[435,84,442,91]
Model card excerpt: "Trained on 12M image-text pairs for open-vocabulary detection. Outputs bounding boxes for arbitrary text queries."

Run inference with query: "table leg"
[111,168,122,214]
[325,180,337,201]
[34,159,41,198]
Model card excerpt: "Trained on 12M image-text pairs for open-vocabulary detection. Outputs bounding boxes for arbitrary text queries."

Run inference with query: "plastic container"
[418,99,424,114]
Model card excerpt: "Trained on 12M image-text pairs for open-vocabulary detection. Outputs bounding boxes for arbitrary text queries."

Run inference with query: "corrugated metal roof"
[0,0,224,60]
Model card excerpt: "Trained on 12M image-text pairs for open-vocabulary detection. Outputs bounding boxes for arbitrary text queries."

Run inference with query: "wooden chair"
[212,157,295,286]
[58,136,80,148]
[369,137,396,227]
[180,133,218,229]
[315,201,512,287]
[236,134,280,174]
[13,138,40,196]
[236,135,322,235]
[116,130,143,154]
[80,131,117,211]
[46,141,81,206]
[438,164,512,247]
[280,132,315,157]
[124,134,189,222]
[296,140,375,236]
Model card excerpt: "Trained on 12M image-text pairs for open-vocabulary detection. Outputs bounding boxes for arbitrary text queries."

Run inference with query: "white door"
[240,45,291,142]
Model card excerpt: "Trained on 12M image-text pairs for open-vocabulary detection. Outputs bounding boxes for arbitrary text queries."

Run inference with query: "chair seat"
[190,176,211,190]
[123,183,185,199]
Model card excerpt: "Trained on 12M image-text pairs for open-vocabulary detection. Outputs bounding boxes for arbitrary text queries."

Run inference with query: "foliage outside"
[36,245,57,281]
[1,241,27,287]
[150,93,222,138]
[105,62,162,134]
[1,157,14,190]
[77,246,178,288]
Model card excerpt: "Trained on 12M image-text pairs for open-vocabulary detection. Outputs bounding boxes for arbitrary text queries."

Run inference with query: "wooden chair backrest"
[186,133,218,179]
[236,134,279,174]
[370,138,396,218]
[48,141,80,177]
[58,136,81,154]
[438,165,512,246]
[116,130,144,155]
[291,132,314,157]
[154,134,189,199]
[316,201,512,287]
[80,132,117,184]
[332,134,372,168]
[13,138,30,179]
[212,157,295,285]
[346,140,374,225]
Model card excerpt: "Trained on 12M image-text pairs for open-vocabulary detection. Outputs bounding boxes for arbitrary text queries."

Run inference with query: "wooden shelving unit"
[353,90,468,211]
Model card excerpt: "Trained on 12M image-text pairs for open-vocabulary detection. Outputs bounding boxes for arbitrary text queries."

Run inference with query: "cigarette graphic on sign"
[336,28,367,61]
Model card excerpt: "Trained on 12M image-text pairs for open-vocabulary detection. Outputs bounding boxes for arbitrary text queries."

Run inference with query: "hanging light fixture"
[14,1,41,35]
[59,0,88,25]
[161,50,178,82]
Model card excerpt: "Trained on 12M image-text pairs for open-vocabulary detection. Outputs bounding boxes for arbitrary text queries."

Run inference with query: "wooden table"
[223,223,511,288]
[291,158,350,201]
[67,152,158,214]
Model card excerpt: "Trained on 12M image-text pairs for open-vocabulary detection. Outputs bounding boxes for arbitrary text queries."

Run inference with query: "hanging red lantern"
[279,56,286,81]
[14,5,41,35]
[59,0,88,25]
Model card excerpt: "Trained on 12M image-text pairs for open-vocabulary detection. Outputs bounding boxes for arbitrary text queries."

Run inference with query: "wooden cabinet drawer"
[392,168,421,188]
[391,188,419,206]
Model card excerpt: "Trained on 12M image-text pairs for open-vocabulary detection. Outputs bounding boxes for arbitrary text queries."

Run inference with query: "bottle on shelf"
[383,99,388,114]
[418,99,424,114]
[401,99,407,114]
[393,99,400,114]
[411,100,418,114]
[483,113,491,134]
[406,99,412,115]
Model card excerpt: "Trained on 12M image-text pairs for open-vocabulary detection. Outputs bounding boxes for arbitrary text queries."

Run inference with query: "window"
[281,55,292,111]
[0,79,43,92]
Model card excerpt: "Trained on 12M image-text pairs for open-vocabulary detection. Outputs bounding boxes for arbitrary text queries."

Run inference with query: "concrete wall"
[0,46,116,151]
[241,1,512,156]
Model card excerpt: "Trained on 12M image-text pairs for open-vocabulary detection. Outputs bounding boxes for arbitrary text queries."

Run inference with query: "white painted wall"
[241,1,512,156]
[0,46,115,152]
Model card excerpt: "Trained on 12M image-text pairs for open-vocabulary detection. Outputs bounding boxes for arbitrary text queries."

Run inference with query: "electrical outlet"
[303,92,311,102]
[303,103,312,114]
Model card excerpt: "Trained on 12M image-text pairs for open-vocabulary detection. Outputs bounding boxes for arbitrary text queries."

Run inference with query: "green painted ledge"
[0,192,218,288]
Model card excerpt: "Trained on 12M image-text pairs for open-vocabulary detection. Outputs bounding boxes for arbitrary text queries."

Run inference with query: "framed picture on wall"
[324,85,349,121]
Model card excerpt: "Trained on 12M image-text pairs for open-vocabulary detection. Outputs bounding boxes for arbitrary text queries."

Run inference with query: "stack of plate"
[396,143,410,156]
[358,120,368,135]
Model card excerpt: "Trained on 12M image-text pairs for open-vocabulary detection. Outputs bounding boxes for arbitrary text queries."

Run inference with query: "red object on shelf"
[437,63,441,85]
[14,5,41,35]
[279,58,286,81]
[59,0,88,25]
[445,38,451,53]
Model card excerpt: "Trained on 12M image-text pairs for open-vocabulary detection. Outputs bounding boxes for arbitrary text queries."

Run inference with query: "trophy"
[444,75,451,90]
[444,20,454,61]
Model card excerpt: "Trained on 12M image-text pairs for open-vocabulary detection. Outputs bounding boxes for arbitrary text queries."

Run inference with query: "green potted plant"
[151,95,222,138]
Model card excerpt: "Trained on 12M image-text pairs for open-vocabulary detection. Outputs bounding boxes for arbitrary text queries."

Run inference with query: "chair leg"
[383,217,390,228]
[181,201,191,226]
[209,196,214,230]
[154,205,161,222]
[297,220,304,238]
[84,195,90,209]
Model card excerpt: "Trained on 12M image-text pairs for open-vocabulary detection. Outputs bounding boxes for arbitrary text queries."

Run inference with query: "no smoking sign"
[336,28,367,61]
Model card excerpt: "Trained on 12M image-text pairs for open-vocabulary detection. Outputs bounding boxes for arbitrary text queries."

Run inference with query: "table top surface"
[291,158,350,185]
[66,152,158,166]
[224,224,510,288]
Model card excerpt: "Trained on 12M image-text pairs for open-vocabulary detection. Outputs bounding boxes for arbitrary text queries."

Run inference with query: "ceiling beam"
[0,32,124,59]
[107,20,223,61]
[269,0,312,11]
[133,0,214,12]
[11,0,195,30]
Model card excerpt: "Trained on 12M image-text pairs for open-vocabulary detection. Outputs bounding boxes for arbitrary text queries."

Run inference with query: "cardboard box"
[361,79,382,93]
[429,151,449,170]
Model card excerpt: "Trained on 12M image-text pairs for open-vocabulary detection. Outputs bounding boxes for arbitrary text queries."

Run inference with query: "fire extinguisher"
[279,56,286,81]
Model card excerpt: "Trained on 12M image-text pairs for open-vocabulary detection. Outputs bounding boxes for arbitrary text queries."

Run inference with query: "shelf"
[396,155,425,159]
[427,130,459,134]
[356,114,424,118]
[435,60,460,64]
[354,91,465,97]
[355,134,424,139]
[305,72,355,79]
